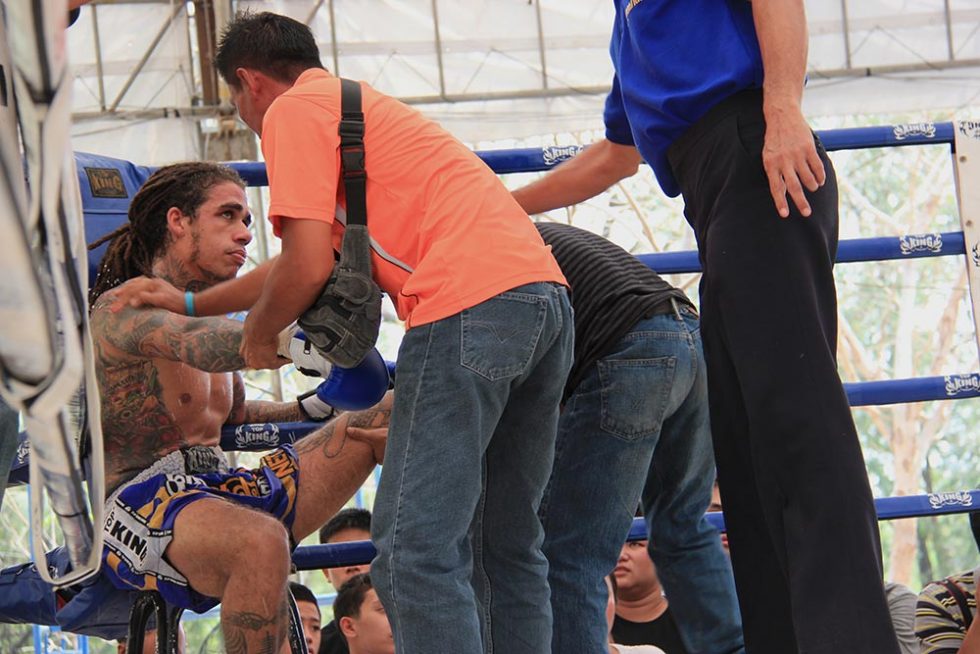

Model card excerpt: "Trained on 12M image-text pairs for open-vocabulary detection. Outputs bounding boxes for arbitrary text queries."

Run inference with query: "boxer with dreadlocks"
[88,162,390,653]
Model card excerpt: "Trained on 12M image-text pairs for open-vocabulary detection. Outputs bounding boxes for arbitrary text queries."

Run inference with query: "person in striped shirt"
[915,512,980,653]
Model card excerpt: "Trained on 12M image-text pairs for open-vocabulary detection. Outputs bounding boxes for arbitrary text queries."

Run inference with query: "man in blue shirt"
[513,2,901,653]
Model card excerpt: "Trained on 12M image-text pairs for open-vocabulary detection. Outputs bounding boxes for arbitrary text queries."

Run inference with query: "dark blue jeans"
[540,307,743,654]
[372,282,573,654]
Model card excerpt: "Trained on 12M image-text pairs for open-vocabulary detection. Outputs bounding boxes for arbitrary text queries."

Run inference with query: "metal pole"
[533,0,549,91]
[840,0,852,69]
[944,0,955,61]
[91,4,106,111]
[328,0,340,76]
[108,2,185,112]
[304,0,325,26]
[430,0,447,99]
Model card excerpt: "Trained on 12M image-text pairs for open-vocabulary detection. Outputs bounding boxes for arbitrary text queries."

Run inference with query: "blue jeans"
[539,306,744,654]
[372,282,573,654]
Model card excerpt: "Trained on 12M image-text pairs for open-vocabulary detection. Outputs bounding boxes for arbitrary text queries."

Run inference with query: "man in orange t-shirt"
[202,12,570,654]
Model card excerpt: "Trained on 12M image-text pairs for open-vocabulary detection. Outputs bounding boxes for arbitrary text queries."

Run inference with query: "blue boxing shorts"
[101,444,300,613]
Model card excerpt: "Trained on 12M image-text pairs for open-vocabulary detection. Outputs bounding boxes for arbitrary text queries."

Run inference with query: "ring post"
[953,120,980,363]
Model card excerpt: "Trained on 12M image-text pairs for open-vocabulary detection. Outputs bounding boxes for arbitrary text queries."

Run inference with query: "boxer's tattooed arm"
[91,292,245,372]
[226,374,305,424]
[242,400,305,424]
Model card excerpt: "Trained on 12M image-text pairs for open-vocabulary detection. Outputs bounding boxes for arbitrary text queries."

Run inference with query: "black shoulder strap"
[339,78,366,227]
[939,577,974,630]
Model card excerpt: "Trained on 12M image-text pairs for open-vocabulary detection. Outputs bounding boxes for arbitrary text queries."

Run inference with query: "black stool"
[126,588,309,654]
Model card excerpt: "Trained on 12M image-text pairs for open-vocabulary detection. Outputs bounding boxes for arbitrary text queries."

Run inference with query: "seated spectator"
[333,574,394,654]
[116,626,185,654]
[612,540,689,654]
[318,508,373,654]
[605,574,666,654]
[884,581,918,654]
[284,581,322,654]
[708,480,728,556]
[916,511,980,653]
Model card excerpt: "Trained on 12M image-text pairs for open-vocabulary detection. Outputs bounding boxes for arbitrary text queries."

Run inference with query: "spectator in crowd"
[286,581,323,654]
[606,574,666,654]
[708,480,729,557]
[884,581,917,654]
[318,508,373,654]
[116,627,185,654]
[916,511,980,653]
[333,574,394,654]
[612,540,688,654]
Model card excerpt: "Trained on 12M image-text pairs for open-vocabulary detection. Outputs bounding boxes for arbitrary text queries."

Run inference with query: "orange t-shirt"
[262,69,565,329]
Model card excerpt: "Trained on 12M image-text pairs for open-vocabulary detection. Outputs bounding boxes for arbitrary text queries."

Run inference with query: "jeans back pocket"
[460,291,548,381]
[598,356,676,441]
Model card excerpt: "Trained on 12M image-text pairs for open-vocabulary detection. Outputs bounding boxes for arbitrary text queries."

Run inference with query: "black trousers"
[667,90,901,654]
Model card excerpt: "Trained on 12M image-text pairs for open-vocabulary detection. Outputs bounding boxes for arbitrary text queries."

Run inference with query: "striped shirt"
[534,222,693,400]
[915,566,978,653]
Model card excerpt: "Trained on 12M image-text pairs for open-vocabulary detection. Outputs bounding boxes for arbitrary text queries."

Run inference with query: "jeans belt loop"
[670,297,683,321]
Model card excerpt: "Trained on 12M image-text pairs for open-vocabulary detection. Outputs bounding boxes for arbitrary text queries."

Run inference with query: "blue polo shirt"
[604,0,764,197]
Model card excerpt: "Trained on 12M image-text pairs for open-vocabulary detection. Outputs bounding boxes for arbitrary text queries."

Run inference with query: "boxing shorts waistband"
[105,446,228,509]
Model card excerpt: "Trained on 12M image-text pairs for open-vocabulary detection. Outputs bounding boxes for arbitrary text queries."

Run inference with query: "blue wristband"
[184,291,196,317]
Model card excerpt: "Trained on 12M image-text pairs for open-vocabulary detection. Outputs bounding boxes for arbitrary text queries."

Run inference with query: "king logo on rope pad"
[542,145,583,167]
[893,122,937,140]
[234,423,282,449]
[899,233,943,255]
[943,374,980,396]
[927,491,975,510]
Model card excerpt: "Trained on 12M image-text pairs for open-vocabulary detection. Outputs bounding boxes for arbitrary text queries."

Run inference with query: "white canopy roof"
[65,0,980,164]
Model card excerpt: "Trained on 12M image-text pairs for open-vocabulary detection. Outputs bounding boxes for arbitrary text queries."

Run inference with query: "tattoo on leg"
[347,407,391,430]
[223,609,283,654]
[224,627,247,654]
[314,421,349,460]
[295,405,390,460]
[226,612,277,631]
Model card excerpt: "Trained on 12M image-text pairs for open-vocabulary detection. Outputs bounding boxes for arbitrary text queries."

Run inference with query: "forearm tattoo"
[242,400,305,424]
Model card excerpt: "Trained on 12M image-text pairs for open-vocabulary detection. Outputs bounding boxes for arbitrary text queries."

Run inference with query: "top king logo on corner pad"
[84,167,128,198]
[235,423,281,449]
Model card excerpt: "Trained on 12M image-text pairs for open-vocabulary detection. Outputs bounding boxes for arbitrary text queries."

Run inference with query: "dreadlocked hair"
[88,161,245,306]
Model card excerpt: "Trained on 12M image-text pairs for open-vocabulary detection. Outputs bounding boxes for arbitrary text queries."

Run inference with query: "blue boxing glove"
[297,347,391,420]
[278,324,333,378]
